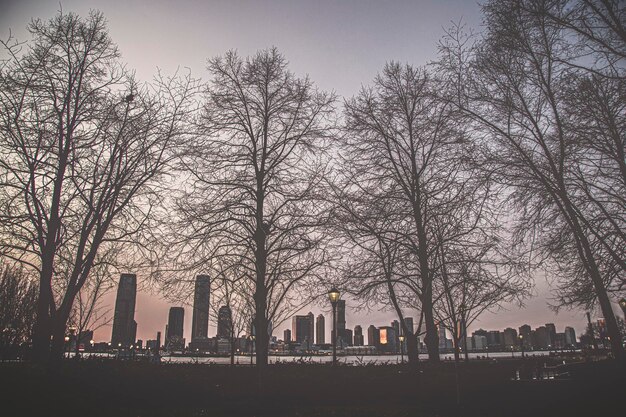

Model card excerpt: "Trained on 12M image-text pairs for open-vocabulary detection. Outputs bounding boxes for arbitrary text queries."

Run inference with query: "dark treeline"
[0,0,624,368]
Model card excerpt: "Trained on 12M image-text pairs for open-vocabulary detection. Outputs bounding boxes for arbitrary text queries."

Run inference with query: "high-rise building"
[292,314,314,344]
[353,325,364,346]
[503,328,518,348]
[368,325,379,347]
[487,330,502,349]
[217,305,233,338]
[316,314,325,345]
[518,324,532,349]
[391,320,400,352]
[307,312,314,344]
[378,326,397,353]
[337,300,346,345]
[166,307,185,350]
[438,323,447,349]
[284,329,291,343]
[545,323,557,347]
[564,326,577,347]
[403,317,414,336]
[111,273,137,348]
[191,275,210,341]
[533,326,549,349]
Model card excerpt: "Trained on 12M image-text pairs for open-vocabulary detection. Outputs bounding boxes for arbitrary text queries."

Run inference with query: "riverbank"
[0,358,622,416]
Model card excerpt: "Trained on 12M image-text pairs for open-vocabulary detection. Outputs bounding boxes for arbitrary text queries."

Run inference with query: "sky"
[0,0,609,344]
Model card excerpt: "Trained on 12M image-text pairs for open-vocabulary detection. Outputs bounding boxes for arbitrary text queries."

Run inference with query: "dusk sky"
[1,0,603,343]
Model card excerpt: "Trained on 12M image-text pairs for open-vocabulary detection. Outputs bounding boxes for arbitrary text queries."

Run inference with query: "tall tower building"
[316,314,325,344]
[292,314,314,344]
[307,312,315,345]
[191,275,210,341]
[353,325,364,346]
[217,305,233,338]
[111,273,137,348]
[403,317,414,336]
[166,307,185,350]
[284,329,291,343]
[391,320,400,352]
[545,323,557,346]
[367,325,379,347]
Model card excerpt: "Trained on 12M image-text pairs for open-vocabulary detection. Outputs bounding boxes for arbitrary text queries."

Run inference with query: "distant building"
[487,330,502,349]
[308,312,315,344]
[378,326,397,353]
[438,323,447,349]
[336,300,348,346]
[518,324,532,349]
[368,325,380,348]
[111,273,137,348]
[166,307,185,351]
[344,328,353,346]
[403,317,414,336]
[292,314,314,345]
[191,275,210,342]
[564,327,577,347]
[353,325,364,346]
[316,314,325,345]
[545,323,557,347]
[284,329,292,343]
[391,320,400,352]
[533,326,549,349]
[217,305,233,338]
[473,335,487,350]
[503,328,518,349]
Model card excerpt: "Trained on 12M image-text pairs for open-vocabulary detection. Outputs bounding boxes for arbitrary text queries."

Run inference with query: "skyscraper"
[217,305,233,338]
[391,320,400,352]
[307,312,315,344]
[111,273,137,348]
[564,327,577,347]
[292,314,314,344]
[518,324,532,349]
[353,325,364,346]
[503,327,518,348]
[403,317,414,336]
[545,323,557,347]
[367,325,379,347]
[191,275,210,341]
[438,323,447,349]
[166,307,185,350]
[336,300,348,346]
[284,328,291,343]
[316,314,325,345]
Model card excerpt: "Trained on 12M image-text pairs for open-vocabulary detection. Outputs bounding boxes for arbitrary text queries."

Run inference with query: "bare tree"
[169,48,335,369]
[340,62,496,362]
[0,262,38,359]
[0,11,198,362]
[436,0,625,359]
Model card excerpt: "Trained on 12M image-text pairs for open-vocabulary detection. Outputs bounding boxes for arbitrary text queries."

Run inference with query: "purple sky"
[1,0,612,343]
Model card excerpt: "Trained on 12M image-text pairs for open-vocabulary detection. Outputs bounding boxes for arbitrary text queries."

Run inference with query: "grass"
[0,357,623,416]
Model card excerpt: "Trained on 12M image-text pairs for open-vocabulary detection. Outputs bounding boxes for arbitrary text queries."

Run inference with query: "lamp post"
[619,298,626,320]
[64,336,70,358]
[249,335,255,366]
[399,334,405,364]
[519,334,524,359]
[328,287,340,367]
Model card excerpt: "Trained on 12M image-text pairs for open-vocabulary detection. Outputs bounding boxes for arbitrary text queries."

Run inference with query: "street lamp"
[249,335,255,366]
[519,334,525,358]
[328,287,340,367]
[399,334,405,364]
[619,298,626,319]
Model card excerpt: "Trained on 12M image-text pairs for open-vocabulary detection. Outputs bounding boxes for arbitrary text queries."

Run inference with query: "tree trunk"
[405,333,419,369]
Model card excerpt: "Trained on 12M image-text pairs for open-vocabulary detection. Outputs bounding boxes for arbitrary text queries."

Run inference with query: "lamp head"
[328,287,341,305]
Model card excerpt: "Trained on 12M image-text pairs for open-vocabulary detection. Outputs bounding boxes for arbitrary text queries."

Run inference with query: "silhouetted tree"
[437,0,625,359]
[0,262,38,359]
[0,10,198,362]
[171,48,335,369]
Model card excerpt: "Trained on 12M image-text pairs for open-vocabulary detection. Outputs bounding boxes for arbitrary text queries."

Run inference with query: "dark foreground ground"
[0,357,623,417]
